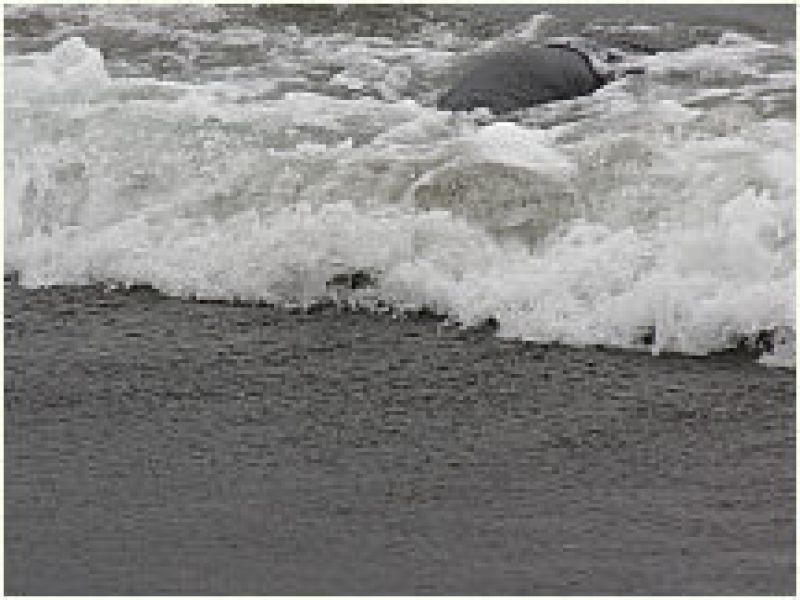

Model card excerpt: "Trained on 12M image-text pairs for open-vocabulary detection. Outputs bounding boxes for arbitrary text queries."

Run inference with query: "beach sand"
[4,280,795,594]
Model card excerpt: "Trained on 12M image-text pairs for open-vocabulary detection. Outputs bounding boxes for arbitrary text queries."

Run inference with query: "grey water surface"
[5,281,796,595]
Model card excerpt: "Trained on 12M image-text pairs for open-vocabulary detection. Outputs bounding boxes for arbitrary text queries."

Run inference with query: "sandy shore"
[4,280,795,594]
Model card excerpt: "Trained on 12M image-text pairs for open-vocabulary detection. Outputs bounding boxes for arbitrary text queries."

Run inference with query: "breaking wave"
[5,34,795,366]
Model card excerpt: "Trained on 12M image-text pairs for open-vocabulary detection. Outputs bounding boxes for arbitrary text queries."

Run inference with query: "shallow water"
[4,281,796,594]
[4,4,796,364]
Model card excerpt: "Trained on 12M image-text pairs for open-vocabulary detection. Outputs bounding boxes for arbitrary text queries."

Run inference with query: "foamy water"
[4,7,796,366]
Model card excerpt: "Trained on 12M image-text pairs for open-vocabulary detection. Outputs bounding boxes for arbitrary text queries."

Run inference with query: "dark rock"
[438,45,611,114]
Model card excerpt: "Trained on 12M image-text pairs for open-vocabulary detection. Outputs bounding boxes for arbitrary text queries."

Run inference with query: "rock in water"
[437,45,612,114]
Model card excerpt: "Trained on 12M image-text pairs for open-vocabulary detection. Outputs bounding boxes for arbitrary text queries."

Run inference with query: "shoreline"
[5,281,796,594]
[4,274,789,367]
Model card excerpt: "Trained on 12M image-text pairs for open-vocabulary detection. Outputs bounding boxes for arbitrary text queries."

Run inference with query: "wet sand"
[4,281,795,594]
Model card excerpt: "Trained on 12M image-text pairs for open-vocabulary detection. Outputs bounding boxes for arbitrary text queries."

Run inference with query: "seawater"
[4,5,796,365]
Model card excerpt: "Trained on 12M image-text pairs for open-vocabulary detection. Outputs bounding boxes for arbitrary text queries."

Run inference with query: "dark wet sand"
[4,281,795,595]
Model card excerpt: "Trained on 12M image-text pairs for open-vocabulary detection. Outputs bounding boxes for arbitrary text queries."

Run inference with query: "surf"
[4,30,795,366]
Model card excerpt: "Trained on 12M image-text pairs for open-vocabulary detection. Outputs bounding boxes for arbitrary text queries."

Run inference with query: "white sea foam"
[5,36,795,365]
[5,37,109,100]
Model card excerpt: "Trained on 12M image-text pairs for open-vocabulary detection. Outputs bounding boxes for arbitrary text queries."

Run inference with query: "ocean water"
[4,5,796,366]
[4,7,797,594]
